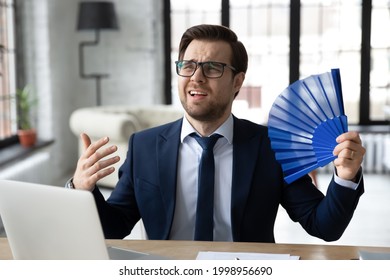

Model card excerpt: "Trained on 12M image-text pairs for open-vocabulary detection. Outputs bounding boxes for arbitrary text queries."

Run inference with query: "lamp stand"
[78,30,109,106]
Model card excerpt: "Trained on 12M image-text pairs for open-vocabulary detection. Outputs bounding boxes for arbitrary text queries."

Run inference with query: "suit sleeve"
[282,174,364,241]
[93,134,141,239]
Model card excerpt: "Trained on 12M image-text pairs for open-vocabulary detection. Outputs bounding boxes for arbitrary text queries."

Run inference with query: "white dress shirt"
[169,115,234,241]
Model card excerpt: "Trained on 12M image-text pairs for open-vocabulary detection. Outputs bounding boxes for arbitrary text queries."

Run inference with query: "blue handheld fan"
[268,68,348,184]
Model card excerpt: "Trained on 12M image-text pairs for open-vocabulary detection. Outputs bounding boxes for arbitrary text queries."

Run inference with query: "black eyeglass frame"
[175,60,237,78]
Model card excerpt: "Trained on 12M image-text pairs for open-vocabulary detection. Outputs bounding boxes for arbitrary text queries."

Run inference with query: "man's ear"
[233,72,245,92]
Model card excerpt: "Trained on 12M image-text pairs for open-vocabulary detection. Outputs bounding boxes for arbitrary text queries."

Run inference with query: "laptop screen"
[0,180,109,259]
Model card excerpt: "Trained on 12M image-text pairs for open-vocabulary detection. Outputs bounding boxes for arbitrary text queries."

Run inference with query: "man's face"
[178,39,244,123]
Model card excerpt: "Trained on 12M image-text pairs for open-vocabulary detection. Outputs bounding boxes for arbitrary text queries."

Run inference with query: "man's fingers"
[87,144,118,166]
[332,131,366,181]
[333,131,364,156]
[73,146,120,190]
[336,131,362,145]
[80,133,92,150]
[86,155,120,177]
[81,134,111,159]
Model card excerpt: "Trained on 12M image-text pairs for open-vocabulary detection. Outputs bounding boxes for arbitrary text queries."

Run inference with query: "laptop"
[0,179,167,260]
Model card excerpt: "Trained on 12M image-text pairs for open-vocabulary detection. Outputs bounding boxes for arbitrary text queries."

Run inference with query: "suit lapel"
[157,119,182,239]
[231,117,261,241]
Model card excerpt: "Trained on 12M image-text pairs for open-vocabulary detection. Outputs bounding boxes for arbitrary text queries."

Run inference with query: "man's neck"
[185,113,231,137]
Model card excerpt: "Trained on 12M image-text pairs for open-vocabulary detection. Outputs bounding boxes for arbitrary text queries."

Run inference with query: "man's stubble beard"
[180,98,231,123]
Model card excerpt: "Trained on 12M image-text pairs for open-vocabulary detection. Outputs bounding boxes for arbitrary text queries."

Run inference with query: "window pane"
[371,0,390,121]
[300,1,362,124]
[0,0,17,140]
[230,0,290,124]
[170,0,222,105]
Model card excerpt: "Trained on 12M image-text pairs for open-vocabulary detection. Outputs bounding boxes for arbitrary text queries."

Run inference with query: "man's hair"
[178,24,248,74]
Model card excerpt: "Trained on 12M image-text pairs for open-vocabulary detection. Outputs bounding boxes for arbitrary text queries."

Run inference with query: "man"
[68,24,366,242]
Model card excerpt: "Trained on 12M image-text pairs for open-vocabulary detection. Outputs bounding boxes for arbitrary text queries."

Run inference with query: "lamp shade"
[77,1,119,30]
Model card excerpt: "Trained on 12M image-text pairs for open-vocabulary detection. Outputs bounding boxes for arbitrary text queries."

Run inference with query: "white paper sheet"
[196,251,300,260]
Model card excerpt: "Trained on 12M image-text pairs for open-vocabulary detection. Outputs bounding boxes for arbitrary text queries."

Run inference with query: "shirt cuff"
[64,177,74,189]
[334,168,362,190]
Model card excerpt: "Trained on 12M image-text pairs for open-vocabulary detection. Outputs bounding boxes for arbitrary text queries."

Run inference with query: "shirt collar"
[181,114,234,144]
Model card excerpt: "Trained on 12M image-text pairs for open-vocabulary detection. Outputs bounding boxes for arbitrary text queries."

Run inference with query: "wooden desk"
[1,237,390,260]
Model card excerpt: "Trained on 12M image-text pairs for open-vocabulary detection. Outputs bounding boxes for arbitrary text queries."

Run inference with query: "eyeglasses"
[175,60,237,78]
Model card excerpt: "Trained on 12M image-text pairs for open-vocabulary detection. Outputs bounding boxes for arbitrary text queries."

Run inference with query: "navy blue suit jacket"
[93,116,364,242]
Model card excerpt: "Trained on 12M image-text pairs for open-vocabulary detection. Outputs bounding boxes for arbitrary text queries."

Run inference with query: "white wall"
[0,0,164,185]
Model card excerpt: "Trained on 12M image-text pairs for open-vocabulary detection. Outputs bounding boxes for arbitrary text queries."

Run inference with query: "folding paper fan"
[268,68,348,184]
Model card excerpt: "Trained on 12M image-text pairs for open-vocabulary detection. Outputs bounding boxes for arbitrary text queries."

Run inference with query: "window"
[0,0,17,144]
[300,0,362,124]
[230,0,290,123]
[168,0,390,125]
[170,0,222,105]
[370,0,390,122]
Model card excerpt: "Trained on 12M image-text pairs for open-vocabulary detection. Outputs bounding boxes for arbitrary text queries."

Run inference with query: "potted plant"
[16,85,38,147]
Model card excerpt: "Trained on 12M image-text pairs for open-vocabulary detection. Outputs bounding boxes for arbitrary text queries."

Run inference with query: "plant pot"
[17,129,37,147]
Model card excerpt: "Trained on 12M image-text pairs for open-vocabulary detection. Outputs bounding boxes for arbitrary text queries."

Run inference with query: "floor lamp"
[77,1,119,106]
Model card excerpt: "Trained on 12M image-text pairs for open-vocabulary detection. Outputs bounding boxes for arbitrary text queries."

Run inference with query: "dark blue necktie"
[192,133,221,241]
